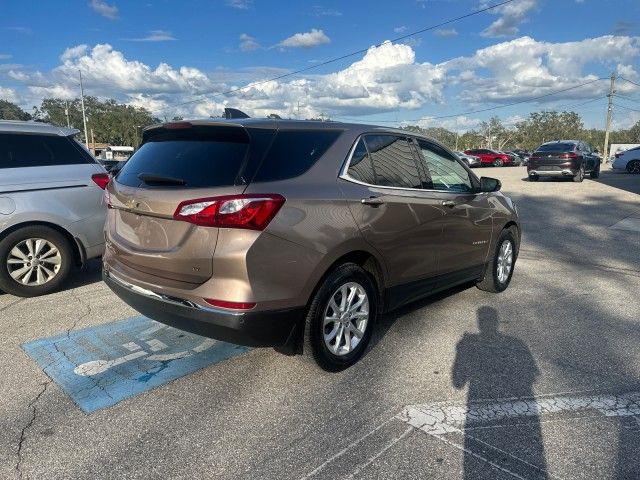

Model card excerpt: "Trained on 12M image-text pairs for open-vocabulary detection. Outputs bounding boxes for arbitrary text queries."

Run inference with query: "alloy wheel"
[627,161,640,174]
[496,240,513,284]
[7,238,62,286]
[323,282,369,356]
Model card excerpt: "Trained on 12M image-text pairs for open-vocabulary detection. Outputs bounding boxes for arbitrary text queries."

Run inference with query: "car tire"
[589,163,601,179]
[303,263,378,371]
[626,160,640,174]
[529,174,539,182]
[0,225,73,297]
[477,228,517,293]
[573,164,585,183]
[493,158,504,167]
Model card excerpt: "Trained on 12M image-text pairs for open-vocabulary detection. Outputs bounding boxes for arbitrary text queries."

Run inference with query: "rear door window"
[0,133,93,168]
[116,125,251,188]
[346,138,376,184]
[364,135,422,189]
[252,129,342,182]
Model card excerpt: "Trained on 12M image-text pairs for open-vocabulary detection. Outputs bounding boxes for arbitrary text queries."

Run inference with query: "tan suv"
[103,119,520,370]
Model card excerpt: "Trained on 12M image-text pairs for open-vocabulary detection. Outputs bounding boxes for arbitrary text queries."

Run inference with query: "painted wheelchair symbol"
[73,322,216,377]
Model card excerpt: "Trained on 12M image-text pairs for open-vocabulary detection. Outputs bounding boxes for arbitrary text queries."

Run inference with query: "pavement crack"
[15,381,50,480]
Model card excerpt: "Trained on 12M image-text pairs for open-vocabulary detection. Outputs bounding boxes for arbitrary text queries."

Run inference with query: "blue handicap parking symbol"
[22,316,251,413]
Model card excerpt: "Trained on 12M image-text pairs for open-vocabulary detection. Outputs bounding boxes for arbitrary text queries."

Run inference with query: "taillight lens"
[173,194,285,230]
[558,153,578,159]
[92,173,110,190]
[204,299,256,310]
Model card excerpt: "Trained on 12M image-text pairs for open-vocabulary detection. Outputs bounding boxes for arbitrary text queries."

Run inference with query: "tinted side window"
[253,130,342,182]
[365,135,422,189]
[0,133,92,169]
[416,140,474,193]
[346,138,376,184]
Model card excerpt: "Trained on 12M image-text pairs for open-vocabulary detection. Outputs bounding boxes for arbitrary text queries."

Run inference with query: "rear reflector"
[173,194,285,230]
[91,173,110,190]
[204,299,256,310]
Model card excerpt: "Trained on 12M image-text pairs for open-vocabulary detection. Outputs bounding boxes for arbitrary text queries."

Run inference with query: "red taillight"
[92,173,110,190]
[204,299,256,310]
[173,194,285,230]
[558,153,578,159]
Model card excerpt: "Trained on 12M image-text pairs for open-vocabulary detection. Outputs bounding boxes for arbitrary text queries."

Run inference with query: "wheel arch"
[0,221,85,267]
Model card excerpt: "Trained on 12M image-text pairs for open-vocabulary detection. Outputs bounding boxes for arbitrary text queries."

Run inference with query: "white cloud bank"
[1,34,639,123]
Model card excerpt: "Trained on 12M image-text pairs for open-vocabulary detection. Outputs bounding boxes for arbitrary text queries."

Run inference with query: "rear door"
[339,134,446,306]
[413,139,493,284]
[107,123,273,284]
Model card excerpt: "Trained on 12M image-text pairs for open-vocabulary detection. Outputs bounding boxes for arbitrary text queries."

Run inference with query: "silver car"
[0,120,107,297]
[454,151,481,168]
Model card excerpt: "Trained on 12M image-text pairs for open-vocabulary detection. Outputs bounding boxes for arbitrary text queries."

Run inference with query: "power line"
[334,80,607,124]
[154,0,518,114]
[619,77,640,89]
[613,103,640,114]
[613,94,640,105]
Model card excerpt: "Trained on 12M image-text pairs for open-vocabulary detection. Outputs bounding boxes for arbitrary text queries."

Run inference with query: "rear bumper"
[528,168,576,177]
[103,270,304,352]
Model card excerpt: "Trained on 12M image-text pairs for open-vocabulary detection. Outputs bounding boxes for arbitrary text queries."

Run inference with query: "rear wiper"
[137,173,186,185]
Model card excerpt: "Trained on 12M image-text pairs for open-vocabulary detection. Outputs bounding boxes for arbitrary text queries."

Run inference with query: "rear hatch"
[530,142,577,169]
[107,122,271,285]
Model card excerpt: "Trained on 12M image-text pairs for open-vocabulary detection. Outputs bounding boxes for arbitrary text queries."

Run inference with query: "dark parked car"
[103,119,520,370]
[464,148,513,167]
[528,140,600,182]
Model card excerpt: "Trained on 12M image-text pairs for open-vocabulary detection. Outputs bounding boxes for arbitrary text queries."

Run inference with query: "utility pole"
[602,72,616,164]
[64,101,70,128]
[79,70,89,147]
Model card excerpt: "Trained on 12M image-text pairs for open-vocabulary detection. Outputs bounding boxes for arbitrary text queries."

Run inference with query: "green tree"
[0,99,31,120]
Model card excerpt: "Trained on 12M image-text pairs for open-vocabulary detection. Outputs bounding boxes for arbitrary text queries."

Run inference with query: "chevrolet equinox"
[103,119,520,370]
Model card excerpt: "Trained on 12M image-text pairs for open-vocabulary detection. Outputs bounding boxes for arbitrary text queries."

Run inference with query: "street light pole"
[79,70,89,149]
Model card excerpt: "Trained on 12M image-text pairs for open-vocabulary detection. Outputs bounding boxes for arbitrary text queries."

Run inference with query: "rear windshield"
[536,143,576,152]
[116,126,250,188]
[0,133,94,169]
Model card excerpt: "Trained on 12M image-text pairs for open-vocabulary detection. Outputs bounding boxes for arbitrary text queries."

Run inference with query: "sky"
[1,0,639,131]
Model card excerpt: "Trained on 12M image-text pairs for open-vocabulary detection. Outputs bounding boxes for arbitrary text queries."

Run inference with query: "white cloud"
[5,35,640,123]
[312,6,342,16]
[226,0,251,9]
[89,0,118,20]
[394,26,407,33]
[0,86,19,103]
[278,29,330,49]
[480,0,537,38]
[128,30,177,42]
[6,26,32,35]
[434,28,458,38]
[0,54,12,60]
[239,33,260,52]
[446,35,640,104]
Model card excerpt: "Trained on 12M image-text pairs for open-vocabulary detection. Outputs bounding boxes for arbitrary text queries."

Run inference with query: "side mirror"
[480,176,501,192]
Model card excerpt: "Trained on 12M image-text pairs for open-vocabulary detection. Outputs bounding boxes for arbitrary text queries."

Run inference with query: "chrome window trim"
[339,133,478,195]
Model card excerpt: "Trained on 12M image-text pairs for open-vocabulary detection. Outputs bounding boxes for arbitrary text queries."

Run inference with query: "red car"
[464,148,512,167]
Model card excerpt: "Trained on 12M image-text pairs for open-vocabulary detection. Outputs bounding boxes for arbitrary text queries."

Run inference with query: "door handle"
[442,200,456,208]
[361,196,384,206]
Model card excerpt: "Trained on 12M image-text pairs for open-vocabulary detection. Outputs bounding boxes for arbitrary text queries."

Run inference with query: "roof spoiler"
[224,108,250,119]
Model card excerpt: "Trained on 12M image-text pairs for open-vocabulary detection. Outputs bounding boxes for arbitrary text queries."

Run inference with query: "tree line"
[1,98,639,152]
[403,111,640,153]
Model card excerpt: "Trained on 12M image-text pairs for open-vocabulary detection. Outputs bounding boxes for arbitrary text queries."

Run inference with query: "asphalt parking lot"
[1,166,639,480]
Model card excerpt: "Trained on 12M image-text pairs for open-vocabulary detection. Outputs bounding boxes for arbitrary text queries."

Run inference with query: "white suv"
[612,146,640,174]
